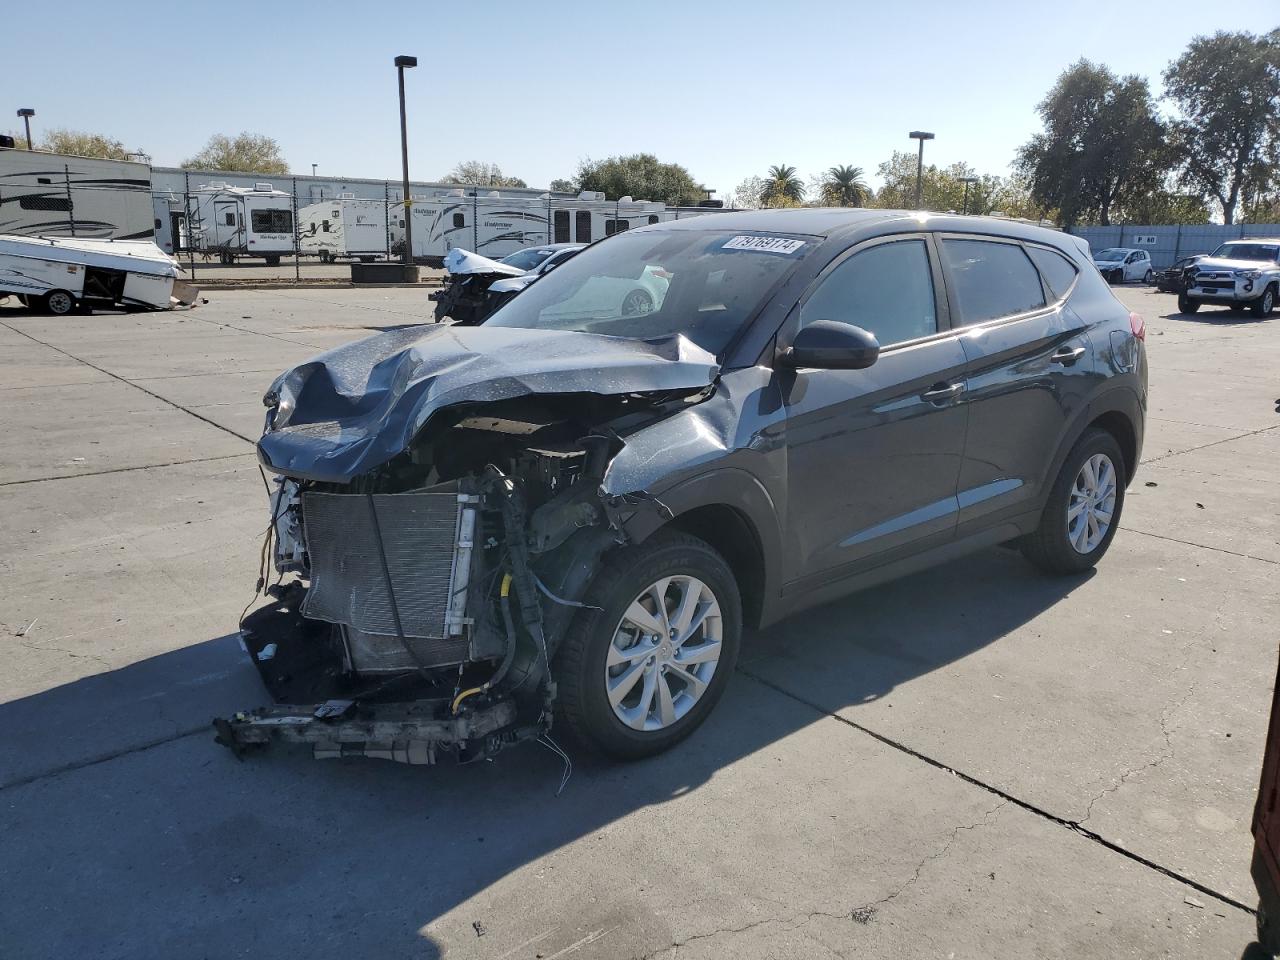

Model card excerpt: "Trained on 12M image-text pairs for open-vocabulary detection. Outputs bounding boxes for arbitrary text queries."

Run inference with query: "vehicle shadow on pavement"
[1162,308,1269,326]
[1,546,1098,959]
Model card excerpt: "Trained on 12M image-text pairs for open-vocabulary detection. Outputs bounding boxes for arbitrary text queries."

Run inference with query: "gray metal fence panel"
[1069,223,1280,269]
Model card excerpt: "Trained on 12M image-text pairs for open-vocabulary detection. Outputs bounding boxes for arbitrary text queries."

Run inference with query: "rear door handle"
[1050,345,1086,365]
[921,382,965,403]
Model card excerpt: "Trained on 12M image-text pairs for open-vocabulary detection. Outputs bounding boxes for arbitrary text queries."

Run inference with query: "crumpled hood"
[257,324,720,483]
[1191,257,1272,273]
[443,248,526,278]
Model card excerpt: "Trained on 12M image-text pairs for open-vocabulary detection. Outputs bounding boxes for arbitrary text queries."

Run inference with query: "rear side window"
[800,239,937,347]
[1026,246,1079,300]
[941,239,1045,324]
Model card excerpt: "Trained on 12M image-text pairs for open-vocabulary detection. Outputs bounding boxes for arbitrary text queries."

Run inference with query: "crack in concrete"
[0,320,258,444]
[0,452,255,487]
[1119,527,1279,565]
[1141,421,1279,465]
[736,669,1257,916]
[642,801,1008,958]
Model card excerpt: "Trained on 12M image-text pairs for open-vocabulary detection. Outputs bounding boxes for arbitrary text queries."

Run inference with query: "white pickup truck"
[1178,238,1280,318]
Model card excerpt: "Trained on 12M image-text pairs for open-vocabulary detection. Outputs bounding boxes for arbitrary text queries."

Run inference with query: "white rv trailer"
[0,234,197,314]
[298,195,388,262]
[0,148,154,241]
[391,191,688,266]
[186,182,295,264]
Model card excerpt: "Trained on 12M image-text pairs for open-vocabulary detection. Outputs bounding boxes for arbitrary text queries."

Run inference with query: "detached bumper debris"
[216,322,718,766]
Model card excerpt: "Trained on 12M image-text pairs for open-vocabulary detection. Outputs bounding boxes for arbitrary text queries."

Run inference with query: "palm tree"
[762,164,805,207]
[823,165,870,207]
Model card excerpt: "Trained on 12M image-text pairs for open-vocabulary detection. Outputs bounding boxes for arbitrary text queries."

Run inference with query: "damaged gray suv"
[218,209,1147,764]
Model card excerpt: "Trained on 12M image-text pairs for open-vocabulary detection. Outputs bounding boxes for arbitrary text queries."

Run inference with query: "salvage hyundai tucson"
[218,210,1147,764]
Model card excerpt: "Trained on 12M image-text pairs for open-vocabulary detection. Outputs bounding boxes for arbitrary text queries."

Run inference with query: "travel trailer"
[0,148,153,241]
[186,182,295,264]
[298,195,387,262]
[0,234,198,313]
[391,191,690,266]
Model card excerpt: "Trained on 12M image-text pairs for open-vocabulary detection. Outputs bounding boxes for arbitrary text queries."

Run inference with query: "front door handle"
[1050,344,1086,365]
[921,382,965,403]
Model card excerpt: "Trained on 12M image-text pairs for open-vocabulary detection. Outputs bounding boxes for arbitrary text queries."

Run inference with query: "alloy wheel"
[1067,453,1117,554]
[604,575,723,731]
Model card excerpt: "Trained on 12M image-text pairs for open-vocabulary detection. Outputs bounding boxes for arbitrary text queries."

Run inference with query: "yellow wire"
[452,574,514,715]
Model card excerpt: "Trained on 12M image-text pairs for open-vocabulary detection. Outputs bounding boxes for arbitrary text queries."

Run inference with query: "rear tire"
[555,532,741,760]
[1021,428,1126,576]
[42,290,76,316]
[1177,293,1200,314]
[1251,284,1275,319]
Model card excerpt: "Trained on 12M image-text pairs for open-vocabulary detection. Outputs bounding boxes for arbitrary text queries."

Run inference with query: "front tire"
[1143,268,1154,284]
[1177,293,1200,314]
[1251,284,1275,319]
[555,532,741,760]
[1021,428,1126,576]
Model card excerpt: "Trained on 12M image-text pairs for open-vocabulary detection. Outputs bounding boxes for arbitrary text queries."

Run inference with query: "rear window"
[942,239,1046,325]
[1026,246,1078,300]
[250,209,293,234]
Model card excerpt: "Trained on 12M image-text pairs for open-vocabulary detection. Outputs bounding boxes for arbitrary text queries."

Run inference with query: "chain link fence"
[1067,222,1280,269]
[1,157,726,284]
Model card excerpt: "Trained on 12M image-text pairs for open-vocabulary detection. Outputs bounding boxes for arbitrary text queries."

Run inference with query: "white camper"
[298,195,387,262]
[0,234,198,314]
[391,191,678,265]
[187,182,295,264]
[0,148,154,241]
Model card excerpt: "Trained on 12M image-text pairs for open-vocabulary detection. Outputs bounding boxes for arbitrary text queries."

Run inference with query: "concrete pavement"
[0,284,1274,959]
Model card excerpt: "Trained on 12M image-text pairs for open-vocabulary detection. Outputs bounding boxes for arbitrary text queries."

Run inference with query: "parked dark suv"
[220,210,1148,765]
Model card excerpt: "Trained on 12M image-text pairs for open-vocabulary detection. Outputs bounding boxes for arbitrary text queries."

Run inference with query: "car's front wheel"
[1177,293,1200,314]
[1021,428,1126,575]
[555,532,741,759]
[1144,268,1154,284]
[1251,284,1275,319]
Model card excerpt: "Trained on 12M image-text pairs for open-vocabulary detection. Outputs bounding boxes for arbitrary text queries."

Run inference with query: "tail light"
[1129,311,1146,342]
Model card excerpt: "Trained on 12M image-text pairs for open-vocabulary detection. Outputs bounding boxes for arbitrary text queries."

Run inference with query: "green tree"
[1016,60,1167,228]
[729,175,764,209]
[182,133,289,175]
[443,161,527,188]
[575,153,704,205]
[761,164,805,207]
[26,129,136,160]
[870,152,965,210]
[549,178,577,194]
[1163,30,1280,225]
[1113,190,1210,225]
[817,165,870,206]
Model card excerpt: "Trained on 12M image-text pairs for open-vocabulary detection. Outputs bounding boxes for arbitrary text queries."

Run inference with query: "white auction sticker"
[722,235,806,255]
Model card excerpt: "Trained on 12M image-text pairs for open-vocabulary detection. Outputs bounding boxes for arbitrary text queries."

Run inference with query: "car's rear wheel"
[621,289,653,316]
[42,290,76,316]
[1177,293,1200,314]
[1250,284,1275,319]
[1021,428,1126,575]
[555,532,741,759]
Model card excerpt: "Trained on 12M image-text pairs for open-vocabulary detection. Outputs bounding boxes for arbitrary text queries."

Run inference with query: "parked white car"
[1092,247,1153,284]
[1178,238,1280,318]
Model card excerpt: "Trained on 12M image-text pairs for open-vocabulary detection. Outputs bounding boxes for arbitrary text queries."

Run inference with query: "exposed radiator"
[300,489,478,672]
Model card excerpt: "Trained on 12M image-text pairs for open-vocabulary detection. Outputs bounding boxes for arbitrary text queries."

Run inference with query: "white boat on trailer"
[0,234,199,314]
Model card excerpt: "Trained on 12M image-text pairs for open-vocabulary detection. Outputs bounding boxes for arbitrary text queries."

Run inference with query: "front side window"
[799,239,937,347]
[250,208,293,233]
[1026,245,1079,300]
[941,238,1046,325]
[485,229,810,356]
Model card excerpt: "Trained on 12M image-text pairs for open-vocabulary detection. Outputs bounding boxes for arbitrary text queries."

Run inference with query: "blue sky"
[7,0,1277,198]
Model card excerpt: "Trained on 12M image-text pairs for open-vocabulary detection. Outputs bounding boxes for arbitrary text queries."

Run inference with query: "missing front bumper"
[213,696,524,765]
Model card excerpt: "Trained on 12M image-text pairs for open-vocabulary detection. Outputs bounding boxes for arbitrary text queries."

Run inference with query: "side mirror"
[779,320,880,370]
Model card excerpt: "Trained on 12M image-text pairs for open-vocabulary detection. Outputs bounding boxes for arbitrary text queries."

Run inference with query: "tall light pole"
[17,108,35,150]
[394,55,417,267]
[960,176,980,215]
[908,130,934,209]
[311,163,317,177]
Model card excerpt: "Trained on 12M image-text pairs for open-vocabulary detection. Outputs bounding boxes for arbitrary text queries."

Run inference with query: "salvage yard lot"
[1,285,1277,959]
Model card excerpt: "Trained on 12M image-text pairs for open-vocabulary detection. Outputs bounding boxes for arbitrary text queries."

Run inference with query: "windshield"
[500,247,556,271]
[483,230,810,355]
[1095,248,1127,261]
[1210,243,1279,263]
